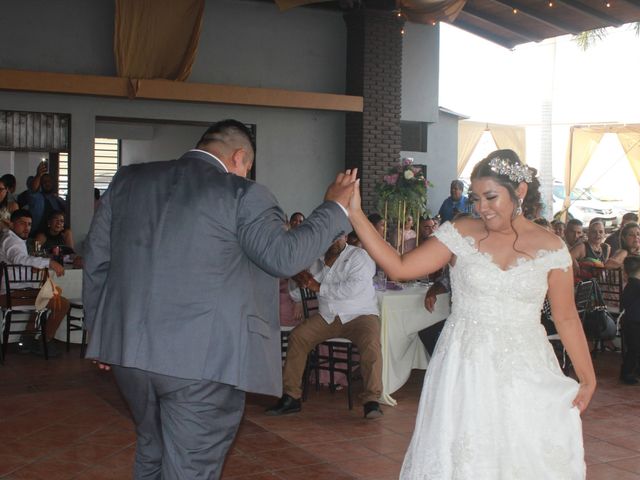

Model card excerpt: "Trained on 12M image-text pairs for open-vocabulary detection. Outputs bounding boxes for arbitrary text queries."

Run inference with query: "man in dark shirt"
[620,255,640,385]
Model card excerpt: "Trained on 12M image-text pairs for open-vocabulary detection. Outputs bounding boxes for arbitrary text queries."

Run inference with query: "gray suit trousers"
[112,366,245,480]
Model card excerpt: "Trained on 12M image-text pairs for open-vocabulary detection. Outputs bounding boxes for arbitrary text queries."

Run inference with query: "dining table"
[377,283,450,406]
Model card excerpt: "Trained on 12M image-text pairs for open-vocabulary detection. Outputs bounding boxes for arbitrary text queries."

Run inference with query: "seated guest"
[606,213,639,257]
[570,219,610,281]
[34,211,75,253]
[533,217,551,231]
[565,218,584,248]
[347,230,362,248]
[0,210,67,356]
[280,213,306,326]
[266,235,383,419]
[0,177,19,230]
[620,255,640,385]
[418,216,437,243]
[551,220,565,240]
[418,267,450,356]
[289,211,305,229]
[438,180,470,222]
[368,213,386,240]
[402,215,417,252]
[1,174,18,204]
[605,222,640,269]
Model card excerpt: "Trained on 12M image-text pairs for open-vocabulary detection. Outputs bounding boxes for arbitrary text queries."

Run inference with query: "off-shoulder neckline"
[440,221,567,273]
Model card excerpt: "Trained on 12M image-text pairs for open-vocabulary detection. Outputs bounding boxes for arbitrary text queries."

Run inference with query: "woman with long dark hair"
[0,178,18,229]
[605,221,640,269]
[346,149,595,478]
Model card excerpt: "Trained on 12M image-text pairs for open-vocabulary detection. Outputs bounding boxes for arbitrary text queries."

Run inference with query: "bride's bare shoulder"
[527,221,565,251]
[451,217,485,238]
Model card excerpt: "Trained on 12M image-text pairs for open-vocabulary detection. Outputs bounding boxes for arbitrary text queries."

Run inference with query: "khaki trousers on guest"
[282,313,382,404]
[0,291,71,342]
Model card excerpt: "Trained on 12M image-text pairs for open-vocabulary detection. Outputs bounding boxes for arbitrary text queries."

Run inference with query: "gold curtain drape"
[616,126,640,184]
[489,123,527,163]
[457,121,485,175]
[398,0,467,24]
[274,0,333,11]
[114,0,204,80]
[457,121,526,175]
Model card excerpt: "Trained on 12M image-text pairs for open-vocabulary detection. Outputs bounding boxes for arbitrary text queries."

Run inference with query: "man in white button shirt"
[266,235,383,419]
[0,209,66,354]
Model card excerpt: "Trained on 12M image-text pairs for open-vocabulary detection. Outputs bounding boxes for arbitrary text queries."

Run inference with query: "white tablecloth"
[377,285,450,406]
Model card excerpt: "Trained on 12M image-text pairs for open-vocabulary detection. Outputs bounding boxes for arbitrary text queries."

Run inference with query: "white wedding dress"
[401,222,585,479]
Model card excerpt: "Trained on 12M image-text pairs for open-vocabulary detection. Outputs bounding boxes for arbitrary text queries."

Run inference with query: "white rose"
[404,170,414,180]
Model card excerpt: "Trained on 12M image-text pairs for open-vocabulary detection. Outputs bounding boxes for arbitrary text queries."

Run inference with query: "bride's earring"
[515,198,523,217]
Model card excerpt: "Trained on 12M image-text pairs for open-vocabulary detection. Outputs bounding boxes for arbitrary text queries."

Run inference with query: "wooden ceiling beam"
[450,17,518,48]
[0,69,364,113]
[555,0,624,26]
[459,6,542,42]
[487,0,579,34]
[620,0,640,8]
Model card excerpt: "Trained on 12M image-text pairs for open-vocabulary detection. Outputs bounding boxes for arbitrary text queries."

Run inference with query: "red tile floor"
[1,343,640,479]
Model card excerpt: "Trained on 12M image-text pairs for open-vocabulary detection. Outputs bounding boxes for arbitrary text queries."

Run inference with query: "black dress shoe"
[265,394,301,416]
[620,375,639,385]
[364,401,383,419]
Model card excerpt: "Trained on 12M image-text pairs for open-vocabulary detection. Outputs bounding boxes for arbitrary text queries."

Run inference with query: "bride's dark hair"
[470,149,542,258]
[471,149,541,219]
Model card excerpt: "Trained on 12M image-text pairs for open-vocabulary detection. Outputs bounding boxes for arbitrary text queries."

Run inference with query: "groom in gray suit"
[83,119,355,479]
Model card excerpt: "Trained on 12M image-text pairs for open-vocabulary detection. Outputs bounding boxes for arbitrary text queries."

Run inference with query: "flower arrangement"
[375,157,430,222]
[375,158,431,253]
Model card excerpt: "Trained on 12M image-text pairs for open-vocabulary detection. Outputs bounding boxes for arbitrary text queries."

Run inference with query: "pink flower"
[402,157,413,167]
[385,173,399,185]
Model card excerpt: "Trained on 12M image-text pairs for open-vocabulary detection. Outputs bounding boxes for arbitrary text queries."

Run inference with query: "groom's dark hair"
[197,119,256,153]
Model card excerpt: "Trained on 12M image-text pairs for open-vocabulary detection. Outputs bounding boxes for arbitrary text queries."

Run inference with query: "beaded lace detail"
[400,222,584,479]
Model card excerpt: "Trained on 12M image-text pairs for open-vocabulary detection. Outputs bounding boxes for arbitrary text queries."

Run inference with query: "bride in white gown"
[347,150,596,479]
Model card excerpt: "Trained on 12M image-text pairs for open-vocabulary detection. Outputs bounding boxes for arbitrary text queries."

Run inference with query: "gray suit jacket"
[83,149,351,396]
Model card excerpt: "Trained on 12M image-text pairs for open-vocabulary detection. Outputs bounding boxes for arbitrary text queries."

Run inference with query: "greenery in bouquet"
[375,158,431,221]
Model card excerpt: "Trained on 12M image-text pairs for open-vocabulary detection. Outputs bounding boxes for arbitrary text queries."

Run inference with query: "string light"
[401,28,405,35]
[512,7,518,14]
[548,1,553,6]
[605,1,611,7]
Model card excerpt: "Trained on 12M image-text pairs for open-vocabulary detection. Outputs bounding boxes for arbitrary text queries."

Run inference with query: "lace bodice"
[434,221,571,327]
[401,222,584,479]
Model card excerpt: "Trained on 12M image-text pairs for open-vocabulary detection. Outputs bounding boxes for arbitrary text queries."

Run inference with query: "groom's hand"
[325,169,358,210]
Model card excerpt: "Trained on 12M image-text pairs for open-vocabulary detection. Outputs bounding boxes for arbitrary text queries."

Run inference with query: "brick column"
[344,9,404,215]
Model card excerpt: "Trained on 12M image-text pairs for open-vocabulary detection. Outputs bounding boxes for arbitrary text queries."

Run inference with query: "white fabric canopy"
[457,121,527,175]
[564,124,640,215]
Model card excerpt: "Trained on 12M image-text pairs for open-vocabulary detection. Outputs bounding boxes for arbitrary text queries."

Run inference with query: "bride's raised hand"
[348,176,363,216]
[572,382,595,413]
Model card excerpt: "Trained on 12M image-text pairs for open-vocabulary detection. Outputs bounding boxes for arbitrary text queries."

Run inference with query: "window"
[58,138,120,199]
[401,121,429,152]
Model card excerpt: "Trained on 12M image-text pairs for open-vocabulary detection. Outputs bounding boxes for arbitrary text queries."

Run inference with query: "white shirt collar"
[190,149,228,173]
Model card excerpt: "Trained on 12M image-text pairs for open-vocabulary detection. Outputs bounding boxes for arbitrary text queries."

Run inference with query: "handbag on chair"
[584,280,617,341]
[35,275,63,314]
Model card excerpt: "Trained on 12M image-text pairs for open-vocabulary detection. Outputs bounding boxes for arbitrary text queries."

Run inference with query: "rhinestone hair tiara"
[488,157,533,183]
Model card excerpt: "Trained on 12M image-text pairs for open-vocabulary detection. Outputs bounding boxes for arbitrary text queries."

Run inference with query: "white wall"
[402,23,440,123]
[120,124,205,166]
[0,0,347,248]
[401,110,460,216]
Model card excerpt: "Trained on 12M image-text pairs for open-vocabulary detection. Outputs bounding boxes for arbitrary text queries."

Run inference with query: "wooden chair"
[592,267,623,316]
[545,281,594,374]
[66,301,87,357]
[0,263,51,361]
[299,287,360,410]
